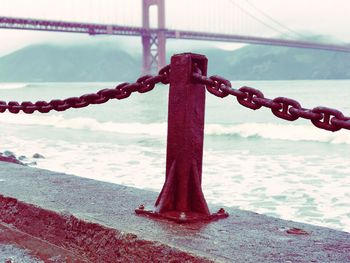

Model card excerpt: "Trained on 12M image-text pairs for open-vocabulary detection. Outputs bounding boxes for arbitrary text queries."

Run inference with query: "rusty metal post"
[136,53,228,223]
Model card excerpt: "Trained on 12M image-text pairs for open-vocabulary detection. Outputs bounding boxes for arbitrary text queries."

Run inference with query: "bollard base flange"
[135,207,229,223]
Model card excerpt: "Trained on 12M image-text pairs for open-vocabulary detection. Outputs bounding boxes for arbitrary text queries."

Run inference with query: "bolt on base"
[135,206,229,223]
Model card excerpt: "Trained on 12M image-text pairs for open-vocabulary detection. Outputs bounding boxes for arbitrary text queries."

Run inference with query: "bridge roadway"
[1,16,350,53]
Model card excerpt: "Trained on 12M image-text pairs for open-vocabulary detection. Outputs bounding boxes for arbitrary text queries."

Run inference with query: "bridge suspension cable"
[242,0,305,39]
[226,0,286,36]
[226,0,299,38]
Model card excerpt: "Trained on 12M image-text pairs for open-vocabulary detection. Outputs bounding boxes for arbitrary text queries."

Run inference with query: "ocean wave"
[1,114,350,144]
[0,83,28,90]
[0,114,167,136]
[206,123,350,144]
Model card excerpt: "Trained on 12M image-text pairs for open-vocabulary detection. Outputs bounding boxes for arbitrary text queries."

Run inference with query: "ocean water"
[0,80,349,232]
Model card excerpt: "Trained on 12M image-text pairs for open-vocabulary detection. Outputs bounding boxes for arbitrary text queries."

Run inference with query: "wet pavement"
[0,244,43,263]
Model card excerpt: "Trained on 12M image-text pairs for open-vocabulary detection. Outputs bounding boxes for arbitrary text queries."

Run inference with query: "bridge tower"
[142,0,166,74]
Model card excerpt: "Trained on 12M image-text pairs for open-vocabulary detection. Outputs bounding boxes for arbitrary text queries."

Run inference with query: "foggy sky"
[0,0,349,55]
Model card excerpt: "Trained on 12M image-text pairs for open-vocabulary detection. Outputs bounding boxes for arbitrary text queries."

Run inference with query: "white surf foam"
[1,114,350,144]
[206,122,350,144]
[0,83,28,90]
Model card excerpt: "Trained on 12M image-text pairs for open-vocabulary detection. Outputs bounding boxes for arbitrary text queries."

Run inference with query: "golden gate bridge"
[1,0,349,74]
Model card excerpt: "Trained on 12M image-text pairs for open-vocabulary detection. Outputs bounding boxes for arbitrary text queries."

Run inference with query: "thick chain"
[2,61,349,132]
[192,72,350,132]
[0,65,170,114]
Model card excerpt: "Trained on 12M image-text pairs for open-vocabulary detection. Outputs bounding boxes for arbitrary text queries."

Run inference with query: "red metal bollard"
[136,53,228,223]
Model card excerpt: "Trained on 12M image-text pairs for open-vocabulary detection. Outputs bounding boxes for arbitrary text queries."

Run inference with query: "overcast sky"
[0,0,349,55]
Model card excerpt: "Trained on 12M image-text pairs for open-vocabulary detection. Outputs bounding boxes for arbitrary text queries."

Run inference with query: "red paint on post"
[136,53,228,223]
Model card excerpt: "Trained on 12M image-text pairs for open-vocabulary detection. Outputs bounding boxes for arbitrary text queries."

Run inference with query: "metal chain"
[2,61,348,132]
[192,72,350,132]
[0,65,171,114]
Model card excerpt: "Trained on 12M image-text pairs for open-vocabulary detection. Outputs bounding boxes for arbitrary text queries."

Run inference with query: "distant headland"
[0,36,349,82]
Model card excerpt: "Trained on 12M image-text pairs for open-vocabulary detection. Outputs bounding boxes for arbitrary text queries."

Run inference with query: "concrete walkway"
[0,243,43,263]
[0,162,349,262]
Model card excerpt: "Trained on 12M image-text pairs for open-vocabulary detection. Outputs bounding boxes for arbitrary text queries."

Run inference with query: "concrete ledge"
[0,162,349,262]
[0,221,89,262]
[0,195,208,262]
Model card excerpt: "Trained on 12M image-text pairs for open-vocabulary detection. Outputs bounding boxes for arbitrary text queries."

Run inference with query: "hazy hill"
[1,39,350,81]
[0,43,140,82]
[218,44,350,80]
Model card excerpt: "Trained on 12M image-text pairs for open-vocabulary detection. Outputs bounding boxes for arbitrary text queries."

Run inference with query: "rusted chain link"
[0,65,170,114]
[192,72,350,132]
